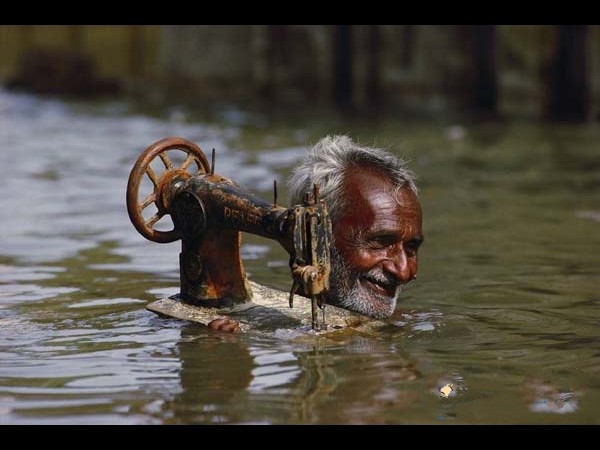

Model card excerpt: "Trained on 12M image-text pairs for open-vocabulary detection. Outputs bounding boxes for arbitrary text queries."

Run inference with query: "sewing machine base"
[146,281,387,335]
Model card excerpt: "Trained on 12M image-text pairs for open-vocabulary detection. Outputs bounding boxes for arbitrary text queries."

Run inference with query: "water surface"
[1,90,599,424]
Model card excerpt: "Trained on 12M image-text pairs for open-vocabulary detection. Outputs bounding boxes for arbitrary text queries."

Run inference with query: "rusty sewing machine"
[126,137,332,330]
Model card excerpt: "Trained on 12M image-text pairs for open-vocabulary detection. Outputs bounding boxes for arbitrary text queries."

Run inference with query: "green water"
[1,90,599,424]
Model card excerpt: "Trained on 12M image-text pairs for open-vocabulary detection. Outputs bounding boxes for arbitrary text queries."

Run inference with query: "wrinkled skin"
[326,166,423,319]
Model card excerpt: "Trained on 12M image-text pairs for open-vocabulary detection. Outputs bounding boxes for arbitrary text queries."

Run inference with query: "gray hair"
[288,135,417,220]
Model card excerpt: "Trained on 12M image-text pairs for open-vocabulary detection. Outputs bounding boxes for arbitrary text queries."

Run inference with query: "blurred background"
[0,25,598,121]
[1,25,599,424]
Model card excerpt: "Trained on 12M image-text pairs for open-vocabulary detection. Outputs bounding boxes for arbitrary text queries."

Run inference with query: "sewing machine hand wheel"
[127,137,210,243]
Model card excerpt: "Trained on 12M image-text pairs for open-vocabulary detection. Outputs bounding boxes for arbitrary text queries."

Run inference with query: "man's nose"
[382,249,415,284]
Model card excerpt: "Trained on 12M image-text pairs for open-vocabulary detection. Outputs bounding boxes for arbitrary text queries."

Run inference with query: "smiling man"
[288,135,423,319]
[209,135,423,331]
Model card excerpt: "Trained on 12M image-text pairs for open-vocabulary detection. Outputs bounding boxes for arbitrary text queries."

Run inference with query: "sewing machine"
[126,137,332,330]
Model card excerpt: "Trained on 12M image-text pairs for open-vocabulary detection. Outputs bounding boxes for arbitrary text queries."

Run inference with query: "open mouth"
[360,275,399,299]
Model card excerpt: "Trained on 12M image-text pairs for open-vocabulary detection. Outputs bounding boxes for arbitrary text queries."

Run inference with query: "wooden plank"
[147,281,388,336]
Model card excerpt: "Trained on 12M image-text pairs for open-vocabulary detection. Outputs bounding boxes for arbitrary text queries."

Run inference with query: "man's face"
[328,167,423,319]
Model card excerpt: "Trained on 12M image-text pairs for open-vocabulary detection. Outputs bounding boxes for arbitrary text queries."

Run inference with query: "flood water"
[1,89,599,424]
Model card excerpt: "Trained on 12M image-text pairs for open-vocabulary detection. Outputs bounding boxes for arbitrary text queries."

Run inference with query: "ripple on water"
[1,90,600,424]
[0,284,79,304]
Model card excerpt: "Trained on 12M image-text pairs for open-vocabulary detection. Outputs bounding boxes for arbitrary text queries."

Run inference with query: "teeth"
[364,276,394,289]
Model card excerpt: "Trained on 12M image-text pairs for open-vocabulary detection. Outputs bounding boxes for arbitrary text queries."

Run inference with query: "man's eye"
[404,239,422,254]
[368,236,396,249]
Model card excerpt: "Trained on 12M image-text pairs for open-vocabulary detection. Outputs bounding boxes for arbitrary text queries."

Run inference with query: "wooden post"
[333,25,353,110]
[365,25,382,109]
[544,25,589,122]
[400,25,416,67]
[472,25,498,117]
[457,25,498,119]
[261,25,289,100]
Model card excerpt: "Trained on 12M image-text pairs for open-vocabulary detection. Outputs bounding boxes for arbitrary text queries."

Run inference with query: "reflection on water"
[1,89,599,423]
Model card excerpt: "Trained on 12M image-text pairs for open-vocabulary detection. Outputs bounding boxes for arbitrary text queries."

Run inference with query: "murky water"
[1,89,599,424]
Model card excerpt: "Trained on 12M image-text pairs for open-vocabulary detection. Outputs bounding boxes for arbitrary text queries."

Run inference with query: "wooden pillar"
[544,25,589,122]
[365,25,382,109]
[472,25,498,116]
[333,25,353,110]
[458,25,498,119]
[261,25,289,100]
[400,25,416,67]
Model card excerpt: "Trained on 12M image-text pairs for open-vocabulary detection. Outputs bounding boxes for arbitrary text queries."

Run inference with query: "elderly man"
[209,135,423,331]
[288,135,423,319]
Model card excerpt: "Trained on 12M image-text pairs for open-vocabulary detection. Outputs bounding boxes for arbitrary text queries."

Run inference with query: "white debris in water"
[576,210,600,222]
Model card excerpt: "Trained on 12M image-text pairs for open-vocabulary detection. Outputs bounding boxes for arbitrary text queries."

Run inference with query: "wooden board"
[147,281,389,335]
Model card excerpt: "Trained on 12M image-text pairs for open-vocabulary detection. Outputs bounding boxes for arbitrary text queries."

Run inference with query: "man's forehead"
[341,168,420,224]
[343,166,412,205]
[344,166,391,193]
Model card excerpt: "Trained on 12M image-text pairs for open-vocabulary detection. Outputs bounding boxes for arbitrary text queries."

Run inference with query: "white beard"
[328,246,401,319]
